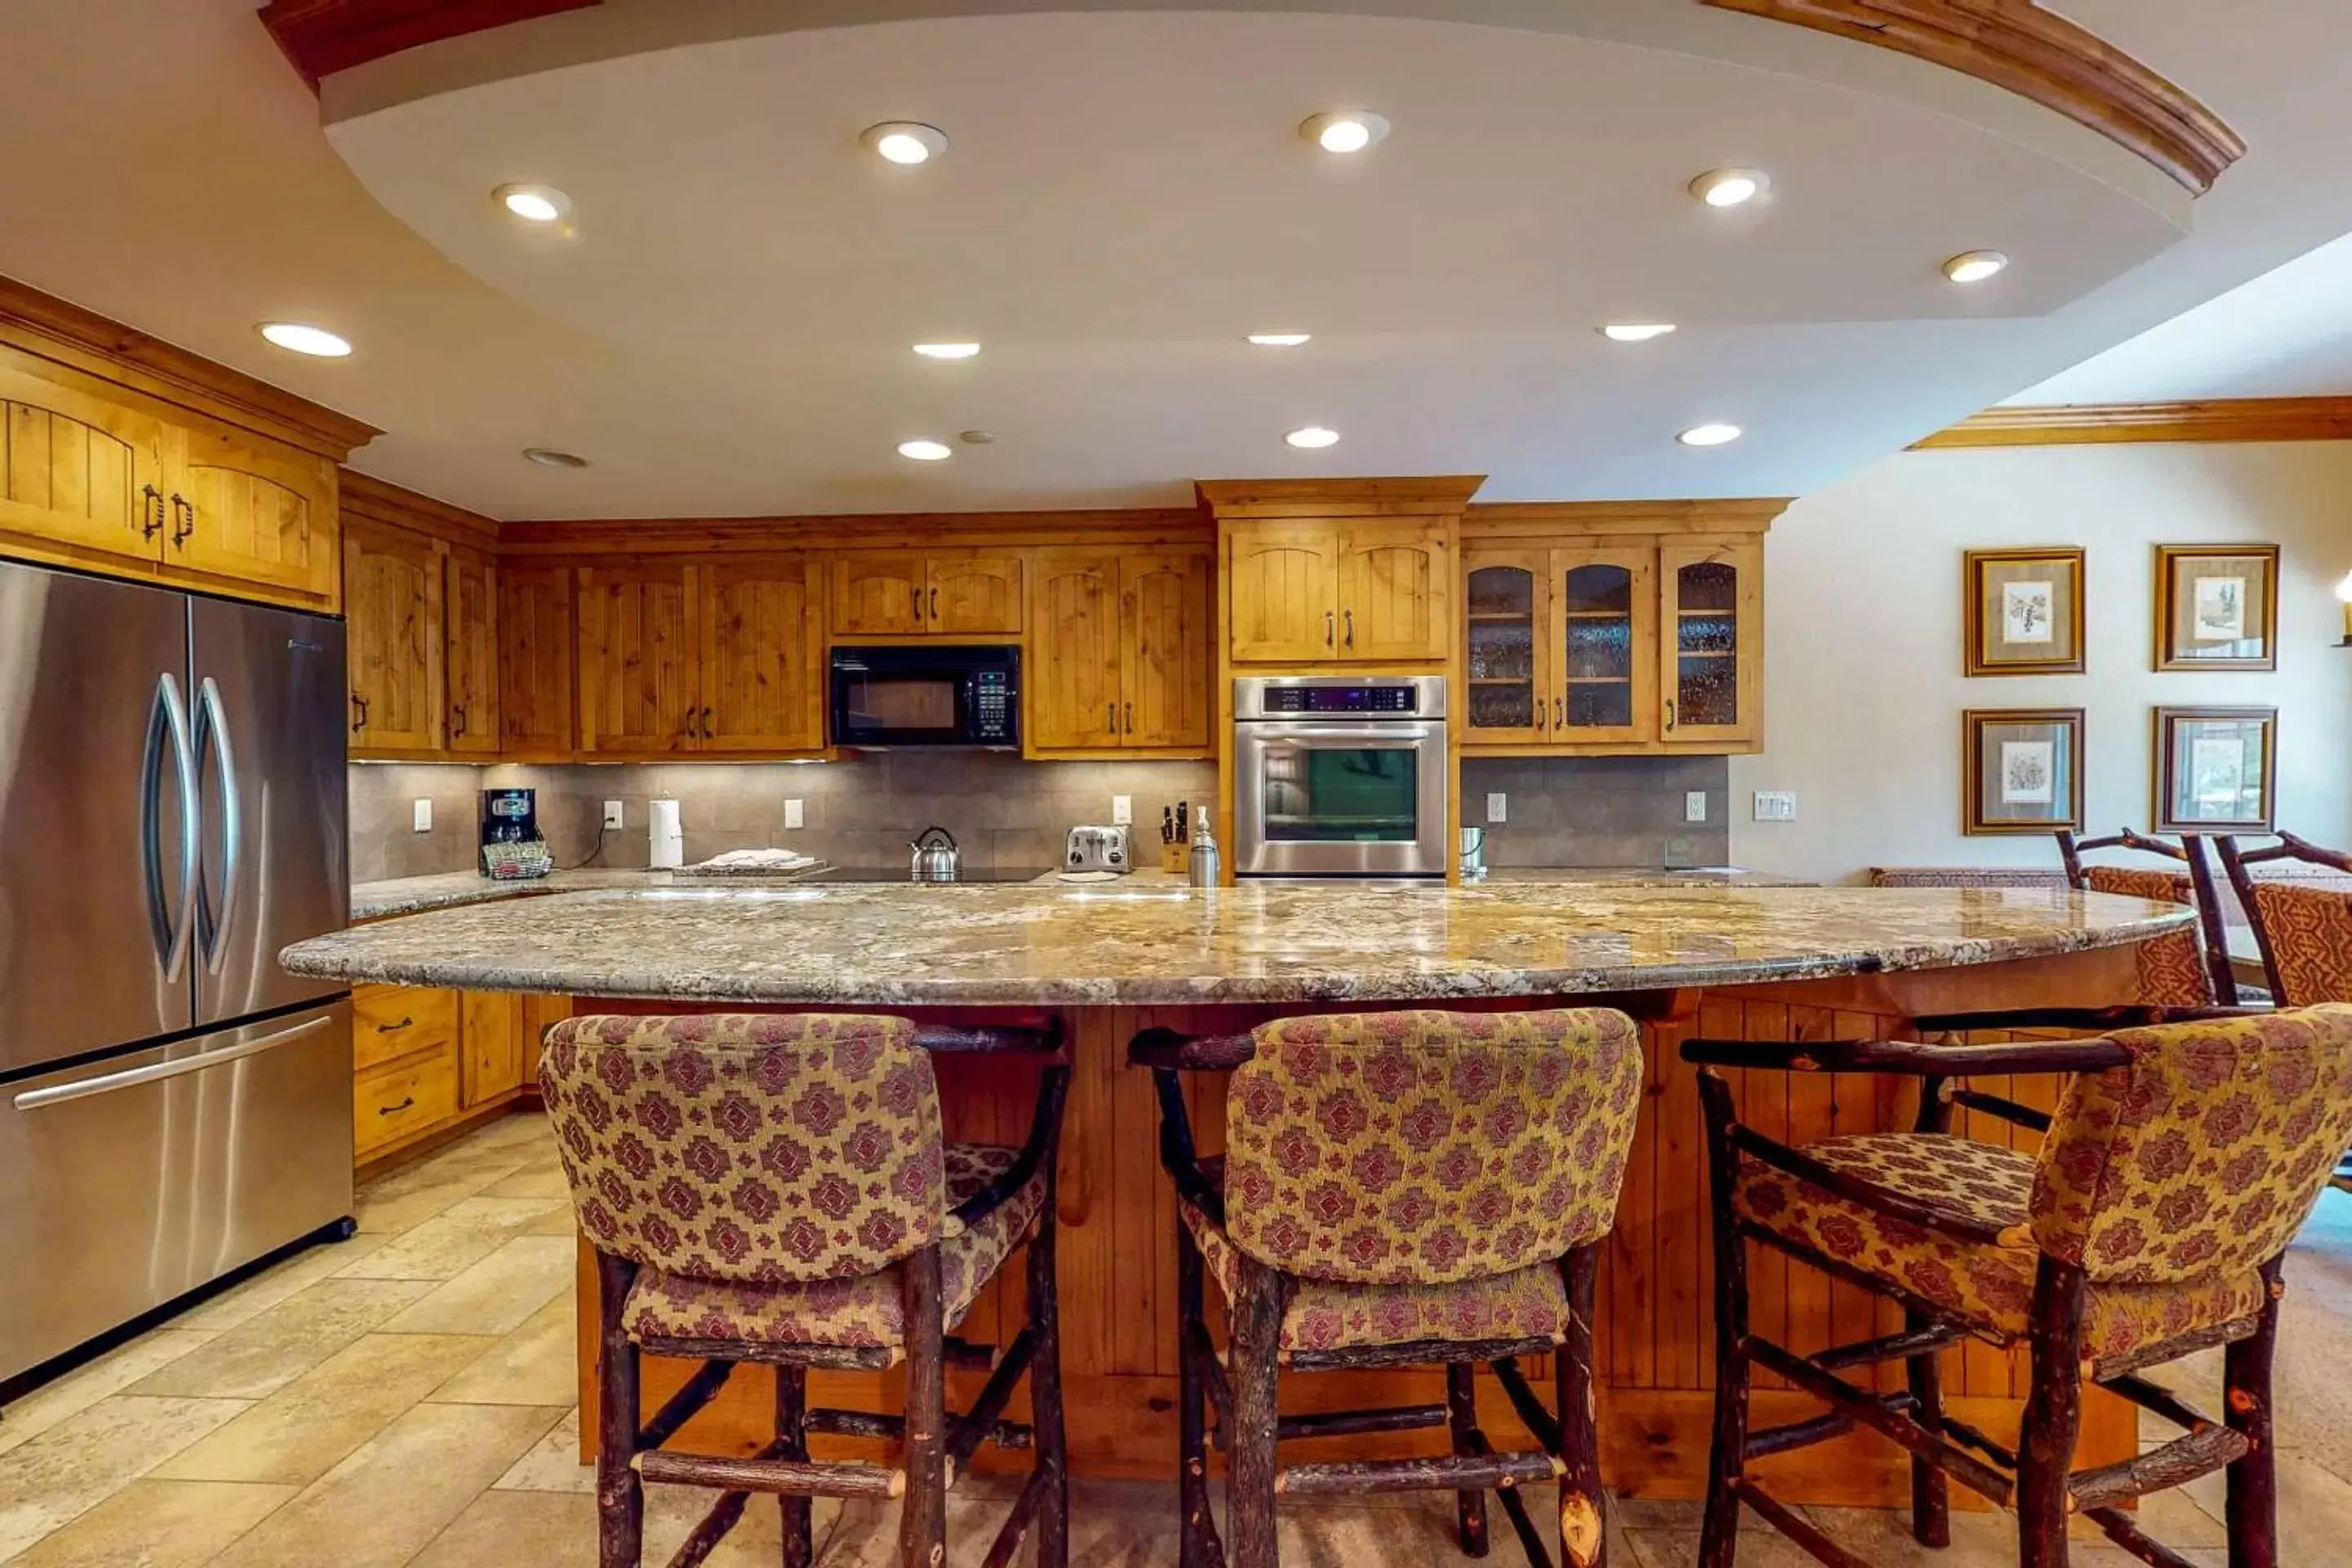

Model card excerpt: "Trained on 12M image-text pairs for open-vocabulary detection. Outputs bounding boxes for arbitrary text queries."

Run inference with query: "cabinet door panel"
[499,562,576,758]
[1227,523,1339,662]
[1462,550,1548,746]
[577,564,697,755]
[443,546,500,755]
[1338,521,1450,662]
[1552,546,1656,746]
[831,553,926,635]
[461,991,527,1107]
[1120,552,1213,751]
[928,555,1023,635]
[1028,550,1121,750]
[168,427,336,602]
[342,520,441,754]
[1659,540,1762,747]
[0,365,163,568]
[698,556,822,753]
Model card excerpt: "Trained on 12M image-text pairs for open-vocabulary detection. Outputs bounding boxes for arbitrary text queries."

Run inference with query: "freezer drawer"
[0,1000,354,1384]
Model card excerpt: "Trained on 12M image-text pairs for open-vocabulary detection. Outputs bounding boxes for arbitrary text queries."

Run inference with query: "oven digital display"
[1260,686,1418,715]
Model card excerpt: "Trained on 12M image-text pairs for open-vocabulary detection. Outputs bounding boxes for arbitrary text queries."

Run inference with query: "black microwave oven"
[829,644,1020,749]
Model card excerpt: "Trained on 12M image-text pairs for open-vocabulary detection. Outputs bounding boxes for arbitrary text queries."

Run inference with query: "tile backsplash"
[1462,755,1731,868]
[348,763,501,882]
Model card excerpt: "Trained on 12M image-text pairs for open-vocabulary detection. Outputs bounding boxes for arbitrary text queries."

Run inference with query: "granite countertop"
[352,868,669,920]
[1477,866,1815,888]
[288,882,2190,1007]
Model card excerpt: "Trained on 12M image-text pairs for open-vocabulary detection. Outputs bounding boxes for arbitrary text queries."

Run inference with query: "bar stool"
[541,1011,1071,1568]
[2224,832,2352,1189]
[1130,1007,1646,1568]
[2053,827,2236,1004]
[1682,1004,2352,1567]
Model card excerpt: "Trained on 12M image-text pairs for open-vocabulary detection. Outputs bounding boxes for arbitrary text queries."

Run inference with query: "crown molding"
[1701,0,2245,196]
[1195,476,1487,519]
[1915,399,2352,449]
[340,469,501,546]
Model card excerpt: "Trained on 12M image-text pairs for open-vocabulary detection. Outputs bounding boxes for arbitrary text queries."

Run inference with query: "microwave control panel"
[971,668,1016,742]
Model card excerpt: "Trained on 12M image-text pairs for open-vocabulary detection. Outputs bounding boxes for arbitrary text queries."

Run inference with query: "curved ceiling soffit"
[1698,0,2246,196]
[270,0,2245,198]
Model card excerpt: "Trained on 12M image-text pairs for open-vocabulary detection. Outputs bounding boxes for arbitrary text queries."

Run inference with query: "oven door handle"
[1241,724,1444,746]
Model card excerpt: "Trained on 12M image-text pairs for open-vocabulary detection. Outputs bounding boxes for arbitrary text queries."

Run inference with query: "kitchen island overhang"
[283,883,2194,1505]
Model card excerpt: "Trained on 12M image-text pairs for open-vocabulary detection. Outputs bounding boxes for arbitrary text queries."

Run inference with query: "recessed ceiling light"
[1301,112,1389,154]
[1247,333,1312,347]
[912,342,980,359]
[257,323,351,358]
[523,448,588,469]
[1677,423,1744,448]
[1601,323,1677,343]
[898,439,954,461]
[494,183,570,224]
[1943,250,2011,284]
[862,122,947,165]
[1285,426,1341,449]
[1689,168,1769,208]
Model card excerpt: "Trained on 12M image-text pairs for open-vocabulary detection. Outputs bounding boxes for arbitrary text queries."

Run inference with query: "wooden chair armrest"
[1683,1036,2132,1076]
[914,1019,1067,1057]
[1126,1027,1258,1071]
[1730,1125,2016,1248]
[949,1063,1071,1229]
[1147,1067,1225,1225]
[1906,1004,2260,1035]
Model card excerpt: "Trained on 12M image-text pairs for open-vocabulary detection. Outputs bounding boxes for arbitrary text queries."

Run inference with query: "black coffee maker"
[480,788,552,880]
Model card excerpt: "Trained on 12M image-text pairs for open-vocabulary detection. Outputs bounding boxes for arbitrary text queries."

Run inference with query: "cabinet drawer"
[354,1046,460,1157]
[352,984,461,1072]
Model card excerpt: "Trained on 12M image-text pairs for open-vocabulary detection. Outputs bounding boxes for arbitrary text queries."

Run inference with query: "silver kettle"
[909,826,960,883]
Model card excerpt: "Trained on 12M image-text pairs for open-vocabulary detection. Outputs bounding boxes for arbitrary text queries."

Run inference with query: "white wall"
[1731,441,2352,883]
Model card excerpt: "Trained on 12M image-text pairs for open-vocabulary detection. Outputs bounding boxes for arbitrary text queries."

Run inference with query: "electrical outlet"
[1685,791,1708,823]
[1753,791,1797,822]
[1111,795,1133,826]
[603,800,625,830]
[784,798,804,830]
[412,799,433,833]
[1486,793,1508,825]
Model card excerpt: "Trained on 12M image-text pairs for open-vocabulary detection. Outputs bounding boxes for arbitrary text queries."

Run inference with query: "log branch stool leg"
[1697,1072,1748,1568]
[594,1252,646,1568]
[1029,1190,1071,1568]
[1175,1222,1223,1568]
[2226,1257,2284,1568]
[1445,1363,1490,1558]
[2018,1258,2088,1568]
[899,1245,949,1568]
[1904,1305,1952,1549]
[777,1365,811,1568]
[1226,1255,1286,1568]
[1557,1243,1606,1568]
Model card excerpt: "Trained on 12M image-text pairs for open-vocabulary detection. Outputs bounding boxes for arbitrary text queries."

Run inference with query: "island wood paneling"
[569,943,2144,1503]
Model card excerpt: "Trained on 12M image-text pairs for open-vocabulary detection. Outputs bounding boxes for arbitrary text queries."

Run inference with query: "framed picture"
[1966,548,2084,675]
[1963,708,2084,835]
[2154,706,2277,833]
[2154,544,2278,670]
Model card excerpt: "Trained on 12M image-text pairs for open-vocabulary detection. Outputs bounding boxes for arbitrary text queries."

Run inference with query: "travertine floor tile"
[335,1196,571,1282]
[205,1401,565,1568]
[122,1279,437,1401]
[0,1396,251,1561]
[168,1234,389,1333]
[0,1332,219,1460]
[407,1482,840,1568]
[151,1332,495,1486]
[479,1164,569,1200]
[378,1236,576,1337]
[491,1408,592,1494]
[430,1290,578,1406]
[5,1478,296,1568]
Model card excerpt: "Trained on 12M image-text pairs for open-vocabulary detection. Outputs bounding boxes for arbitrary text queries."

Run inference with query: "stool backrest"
[541,1013,946,1285]
[2240,882,2352,1004]
[2031,1004,2352,1285]
[1222,1008,1642,1286]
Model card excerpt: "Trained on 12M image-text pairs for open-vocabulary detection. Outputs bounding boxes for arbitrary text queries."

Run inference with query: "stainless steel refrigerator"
[0,558,353,1388]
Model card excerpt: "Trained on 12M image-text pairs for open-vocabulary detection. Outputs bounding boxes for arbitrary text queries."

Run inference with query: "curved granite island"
[283,882,2191,1506]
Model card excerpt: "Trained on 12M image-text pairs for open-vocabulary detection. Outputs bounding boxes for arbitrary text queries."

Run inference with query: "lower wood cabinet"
[351,982,565,1165]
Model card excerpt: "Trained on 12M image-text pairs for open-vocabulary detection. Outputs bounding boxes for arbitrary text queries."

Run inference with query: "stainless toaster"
[1064,824,1131,874]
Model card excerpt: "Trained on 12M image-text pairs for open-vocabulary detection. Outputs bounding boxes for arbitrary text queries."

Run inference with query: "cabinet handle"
[169,494,194,546]
[140,484,165,541]
[1125,702,1134,733]
[375,1017,413,1034]
[1343,609,1354,648]
[1665,698,1677,732]
[1554,697,1564,729]
[1325,610,1335,648]
[684,706,698,739]
[378,1096,415,1116]
[350,693,368,733]
[1107,702,1116,732]
[451,704,466,738]
[702,706,715,739]
[911,582,921,622]
[930,586,939,621]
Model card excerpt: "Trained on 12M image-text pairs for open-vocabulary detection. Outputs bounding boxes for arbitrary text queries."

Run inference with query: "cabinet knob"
[1125,701,1134,733]
[450,705,466,738]
[1554,697,1564,729]
[930,586,939,621]
[702,706,715,739]
[1107,702,1116,733]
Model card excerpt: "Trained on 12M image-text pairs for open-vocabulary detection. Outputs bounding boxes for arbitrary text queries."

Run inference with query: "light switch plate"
[1111,795,1133,826]
[604,800,626,830]
[1486,793,1508,824]
[1753,791,1797,822]
[1685,791,1708,823]
[784,798,804,830]
[412,799,432,833]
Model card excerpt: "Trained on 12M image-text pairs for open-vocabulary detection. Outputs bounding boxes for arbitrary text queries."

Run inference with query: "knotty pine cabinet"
[443,544,501,755]
[1027,549,1212,755]
[351,982,561,1167]
[497,560,576,760]
[343,517,443,756]
[168,420,339,604]
[0,361,168,570]
[830,550,1022,637]
[1227,519,1451,663]
[577,557,823,758]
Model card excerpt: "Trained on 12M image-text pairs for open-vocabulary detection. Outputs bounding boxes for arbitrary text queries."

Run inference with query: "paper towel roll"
[648,798,684,869]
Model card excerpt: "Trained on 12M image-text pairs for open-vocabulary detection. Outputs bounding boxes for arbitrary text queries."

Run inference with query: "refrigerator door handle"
[140,673,201,981]
[11,1015,332,1111]
[194,675,242,975]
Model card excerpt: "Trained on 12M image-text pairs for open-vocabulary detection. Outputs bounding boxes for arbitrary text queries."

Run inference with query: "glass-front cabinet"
[1459,534,1759,753]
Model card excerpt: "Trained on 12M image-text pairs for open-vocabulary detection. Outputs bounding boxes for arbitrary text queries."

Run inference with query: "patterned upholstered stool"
[1682,1004,2352,1568]
[1129,1008,1645,1568]
[2224,832,2352,1188]
[541,1012,1071,1568]
[2055,827,2236,1004]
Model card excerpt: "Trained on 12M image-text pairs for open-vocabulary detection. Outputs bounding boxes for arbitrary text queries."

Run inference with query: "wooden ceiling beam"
[1916,399,2352,449]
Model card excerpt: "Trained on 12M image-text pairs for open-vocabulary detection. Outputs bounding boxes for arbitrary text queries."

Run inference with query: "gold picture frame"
[1963,708,2084,835]
[2153,544,2278,671]
[2153,706,2277,834]
[1965,548,2085,676]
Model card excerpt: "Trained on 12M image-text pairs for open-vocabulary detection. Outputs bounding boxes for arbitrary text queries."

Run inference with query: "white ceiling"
[1,2,2350,519]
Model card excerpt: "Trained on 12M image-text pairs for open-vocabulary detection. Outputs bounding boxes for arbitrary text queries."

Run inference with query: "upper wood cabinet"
[443,545,500,756]
[1659,538,1762,748]
[1027,550,1121,750]
[831,550,1023,637]
[699,555,823,753]
[1226,519,1451,664]
[1337,521,1451,662]
[165,422,338,604]
[1227,522,1343,661]
[498,560,575,760]
[1120,553,1213,750]
[342,518,442,756]
[577,561,699,755]
[1027,549,1212,755]
[0,363,167,570]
